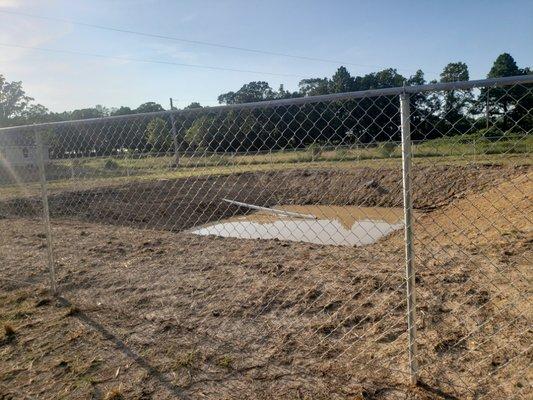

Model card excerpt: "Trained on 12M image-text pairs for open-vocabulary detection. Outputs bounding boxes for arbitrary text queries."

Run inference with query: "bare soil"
[0,163,527,232]
[0,164,531,399]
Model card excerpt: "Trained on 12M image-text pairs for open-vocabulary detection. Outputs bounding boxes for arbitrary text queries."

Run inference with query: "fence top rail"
[1,74,532,134]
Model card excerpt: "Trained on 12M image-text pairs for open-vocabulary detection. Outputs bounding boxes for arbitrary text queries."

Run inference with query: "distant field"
[0,134,531,199]
[55,133,533,171]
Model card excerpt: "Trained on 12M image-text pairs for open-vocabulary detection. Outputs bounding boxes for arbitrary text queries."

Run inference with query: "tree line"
[0,53,531,157]
[179,53,532,153]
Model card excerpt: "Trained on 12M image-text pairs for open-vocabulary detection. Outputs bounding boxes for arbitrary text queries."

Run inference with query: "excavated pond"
[191,205,404,246]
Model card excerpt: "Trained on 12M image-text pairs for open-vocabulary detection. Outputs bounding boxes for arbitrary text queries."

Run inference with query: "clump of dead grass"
[65,306,80,317]
[4,324,15,337]
[35,297,51,307]
[103,387,124,400]
[2,324,16,343]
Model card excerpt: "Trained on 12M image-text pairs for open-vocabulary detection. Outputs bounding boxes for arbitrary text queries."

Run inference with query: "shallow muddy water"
[191,205,404,246]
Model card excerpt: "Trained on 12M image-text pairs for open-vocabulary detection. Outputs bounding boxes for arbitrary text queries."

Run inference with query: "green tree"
[440,62,469,83]
[488,53,520,78]
[111,106,134,116]
[351,69,407,142]
[330,66,355,93]
[136,102,164,113]
[298,78,329,96]
[185,111,257,152]
[0,74,34,126]
[184,102,202,109]
[146,117,172,153]
[185,115,218,151]
[21,104,50,124]
[94,104,109,116]
[406,70,439,139]
[438,62,473,133]
[218,81,275,104]
[70,107,106,120]
[480,53,529,131]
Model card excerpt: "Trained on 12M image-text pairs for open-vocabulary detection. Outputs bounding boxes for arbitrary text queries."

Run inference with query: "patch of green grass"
[103,159,119,170]
[378,142,398,158]
[413,133,532,158]
[334,148,349,160]
[306,143,323,161]
[174,350,197,370]
[217,355,234,370]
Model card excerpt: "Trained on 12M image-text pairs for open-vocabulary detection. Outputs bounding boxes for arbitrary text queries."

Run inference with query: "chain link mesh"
[0,77,531,398]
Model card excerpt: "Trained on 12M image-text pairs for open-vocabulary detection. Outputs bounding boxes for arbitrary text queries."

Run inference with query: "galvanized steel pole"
[400,92,418,384]
[486,88,490,130]
[35,128,57,295]
[169,98,180,166]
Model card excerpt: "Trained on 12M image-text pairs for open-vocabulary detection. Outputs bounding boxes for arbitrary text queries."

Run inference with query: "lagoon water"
[191,205,404,246]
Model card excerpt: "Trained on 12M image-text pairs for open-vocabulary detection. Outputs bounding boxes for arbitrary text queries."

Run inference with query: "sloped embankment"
[0,164,527,233]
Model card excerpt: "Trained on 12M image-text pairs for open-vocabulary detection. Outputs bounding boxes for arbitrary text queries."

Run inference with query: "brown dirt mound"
[405,172,532,398]
[415,171,532,246]
[0,164,526,233]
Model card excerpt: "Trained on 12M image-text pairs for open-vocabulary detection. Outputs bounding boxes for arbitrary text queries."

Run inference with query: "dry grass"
[103,387,124,400]
[64,306,80,317]
[0,164,530,399]
[3,324,15,338]
[174,350,197,371]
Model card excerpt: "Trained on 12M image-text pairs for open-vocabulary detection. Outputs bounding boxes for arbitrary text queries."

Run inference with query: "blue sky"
[0,0,532,111]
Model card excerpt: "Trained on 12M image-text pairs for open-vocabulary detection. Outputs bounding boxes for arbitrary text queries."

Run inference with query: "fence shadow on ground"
[57,297,190,400]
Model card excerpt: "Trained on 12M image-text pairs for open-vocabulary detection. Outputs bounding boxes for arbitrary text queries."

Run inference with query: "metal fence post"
[169,99,180,167]
[486,88,490,130]
[399,92,418,384]
[35,128,57,295]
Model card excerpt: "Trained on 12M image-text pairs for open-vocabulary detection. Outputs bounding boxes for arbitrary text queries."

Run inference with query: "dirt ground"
[0,163,528,232]
[0,164,531,399]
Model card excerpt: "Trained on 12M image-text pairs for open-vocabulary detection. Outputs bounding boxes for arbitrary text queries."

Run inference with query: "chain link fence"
[0,75,531,398]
